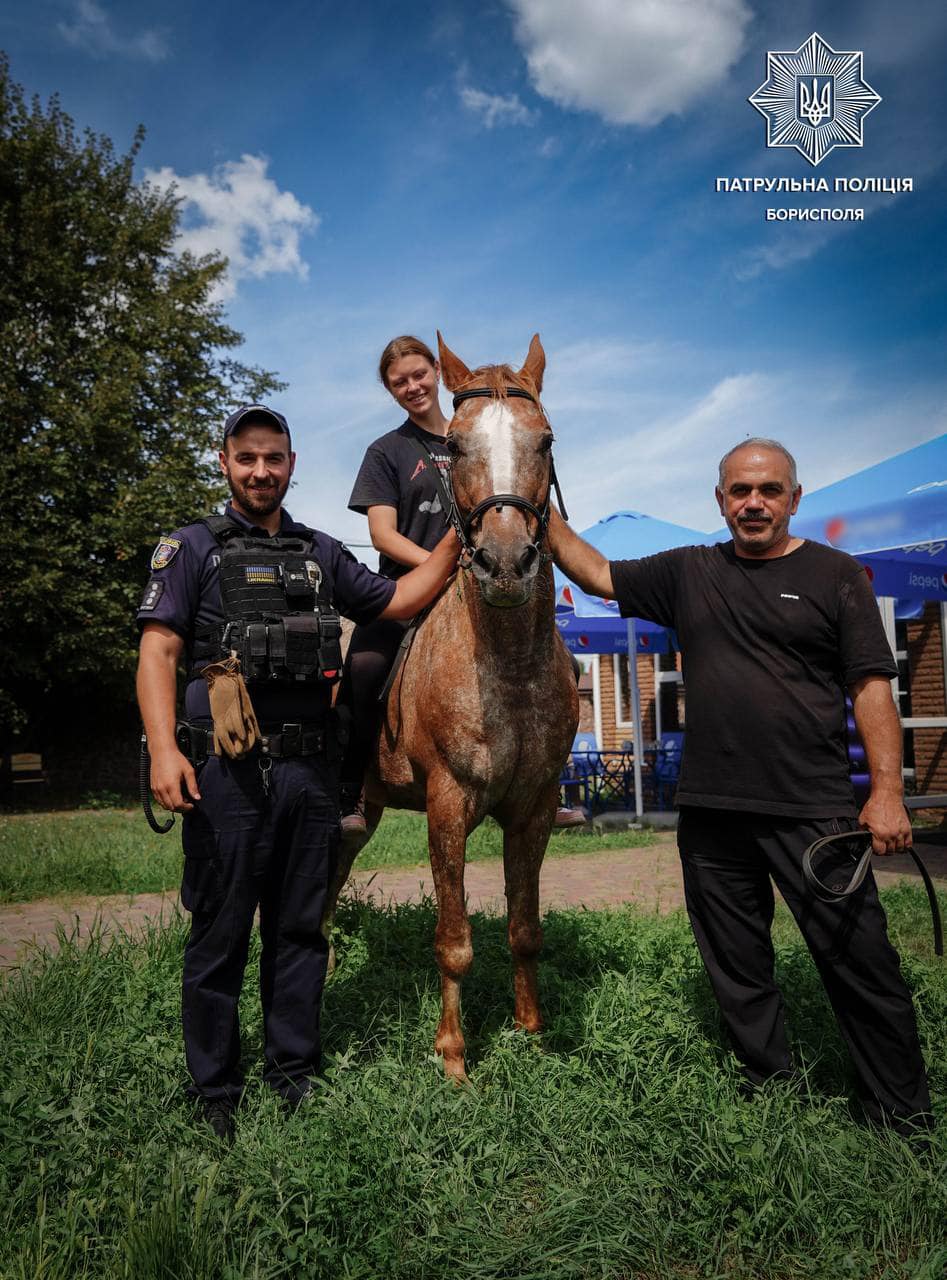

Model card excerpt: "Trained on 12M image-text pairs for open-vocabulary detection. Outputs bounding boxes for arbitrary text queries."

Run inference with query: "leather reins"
[448,386,568,564]
[802,828,943,955]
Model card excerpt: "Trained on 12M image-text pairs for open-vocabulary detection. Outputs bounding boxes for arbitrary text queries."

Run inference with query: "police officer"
[136,405,459,1140]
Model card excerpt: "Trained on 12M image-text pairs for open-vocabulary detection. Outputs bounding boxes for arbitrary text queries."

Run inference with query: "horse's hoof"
[513,1017,543,1037]
[438,1054,469,1084]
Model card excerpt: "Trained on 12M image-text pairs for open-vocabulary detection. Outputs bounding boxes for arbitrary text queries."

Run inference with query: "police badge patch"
[151,537,182,571]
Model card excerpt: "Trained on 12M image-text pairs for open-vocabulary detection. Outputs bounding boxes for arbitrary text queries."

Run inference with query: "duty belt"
[176,721,328,763]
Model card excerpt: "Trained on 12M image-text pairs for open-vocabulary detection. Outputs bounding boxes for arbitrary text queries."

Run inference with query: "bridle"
[447,386,569,565]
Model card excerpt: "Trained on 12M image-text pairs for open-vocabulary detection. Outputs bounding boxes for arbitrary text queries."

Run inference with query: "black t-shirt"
[348,420,451,578]
[610,540,898,818]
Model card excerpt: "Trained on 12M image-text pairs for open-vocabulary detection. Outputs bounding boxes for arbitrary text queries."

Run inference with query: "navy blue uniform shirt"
[137,502,396,723]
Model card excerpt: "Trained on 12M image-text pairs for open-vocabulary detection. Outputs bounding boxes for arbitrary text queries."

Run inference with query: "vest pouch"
[282,615,321,679]
[318,612,342,679]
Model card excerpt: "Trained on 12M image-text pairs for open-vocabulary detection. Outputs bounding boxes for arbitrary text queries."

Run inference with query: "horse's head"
[438,332,553,608]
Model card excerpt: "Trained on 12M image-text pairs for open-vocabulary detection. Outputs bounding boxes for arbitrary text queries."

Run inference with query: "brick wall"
[577,673,596,734]
[906,603,946,801]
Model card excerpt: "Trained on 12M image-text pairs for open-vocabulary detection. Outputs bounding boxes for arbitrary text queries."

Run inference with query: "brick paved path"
[2,835,945,973]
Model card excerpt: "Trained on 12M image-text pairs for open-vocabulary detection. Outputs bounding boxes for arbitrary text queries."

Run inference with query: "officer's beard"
[226,474,290,520]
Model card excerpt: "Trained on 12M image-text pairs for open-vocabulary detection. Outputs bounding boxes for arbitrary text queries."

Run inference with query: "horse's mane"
[457,363,542,404]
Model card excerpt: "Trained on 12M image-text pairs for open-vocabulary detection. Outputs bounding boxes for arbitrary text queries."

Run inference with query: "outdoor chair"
[560,732,601,811]
[649,732,684,809]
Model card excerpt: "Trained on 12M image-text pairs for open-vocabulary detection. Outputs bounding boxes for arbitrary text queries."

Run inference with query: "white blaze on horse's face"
[453,395,549,607]
[469,400,517,497]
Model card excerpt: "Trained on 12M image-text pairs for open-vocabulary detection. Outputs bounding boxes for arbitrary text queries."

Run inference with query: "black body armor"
[193,516,343,684]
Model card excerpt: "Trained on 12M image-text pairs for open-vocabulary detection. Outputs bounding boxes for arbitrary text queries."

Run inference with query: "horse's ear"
[520,333,545,393]
[437,331,472,392]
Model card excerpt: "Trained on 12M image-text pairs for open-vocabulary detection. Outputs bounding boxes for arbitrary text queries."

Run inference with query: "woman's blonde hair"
[378,335,437,388]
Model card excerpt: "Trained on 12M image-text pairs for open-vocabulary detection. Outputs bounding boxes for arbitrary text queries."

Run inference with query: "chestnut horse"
[328,334,578,1080]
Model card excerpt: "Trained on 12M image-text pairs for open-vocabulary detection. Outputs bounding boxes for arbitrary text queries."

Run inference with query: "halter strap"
[448,387,569,549]
[452,386,538,409]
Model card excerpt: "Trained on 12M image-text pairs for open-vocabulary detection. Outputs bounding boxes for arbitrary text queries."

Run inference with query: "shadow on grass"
[313,891,862,1098]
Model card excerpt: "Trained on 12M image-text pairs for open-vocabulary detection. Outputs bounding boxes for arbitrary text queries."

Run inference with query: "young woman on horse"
[338,336,452,834]
[338,334,584,834]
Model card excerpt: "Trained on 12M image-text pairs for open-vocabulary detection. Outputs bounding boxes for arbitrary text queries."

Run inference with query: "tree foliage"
[0,58,282,736]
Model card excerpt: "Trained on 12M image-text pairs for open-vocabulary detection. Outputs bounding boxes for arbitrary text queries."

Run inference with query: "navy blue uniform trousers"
[180,752,339,1105]
[677,807,932,1131]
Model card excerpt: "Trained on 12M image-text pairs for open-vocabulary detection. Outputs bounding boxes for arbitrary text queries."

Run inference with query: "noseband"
[448,386,569,564]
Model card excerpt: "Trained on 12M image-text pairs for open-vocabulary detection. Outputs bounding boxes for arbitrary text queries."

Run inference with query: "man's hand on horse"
[858,790,912,856]
[150,747,201,813]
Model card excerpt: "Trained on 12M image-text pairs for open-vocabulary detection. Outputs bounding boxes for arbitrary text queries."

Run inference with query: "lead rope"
[803,829,943,955]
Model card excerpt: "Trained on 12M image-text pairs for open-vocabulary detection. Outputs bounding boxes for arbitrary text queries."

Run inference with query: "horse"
[327,333,579,1080]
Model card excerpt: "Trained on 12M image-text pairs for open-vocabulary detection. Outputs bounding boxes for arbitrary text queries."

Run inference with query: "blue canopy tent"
[554,511,707,816]
[790,434,947,604]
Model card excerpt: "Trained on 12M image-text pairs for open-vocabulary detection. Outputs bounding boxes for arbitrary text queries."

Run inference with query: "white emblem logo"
[748,32,881,167]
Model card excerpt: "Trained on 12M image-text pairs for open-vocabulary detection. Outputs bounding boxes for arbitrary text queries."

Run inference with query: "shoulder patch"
[150,537,182,571]
[139,579,165,611]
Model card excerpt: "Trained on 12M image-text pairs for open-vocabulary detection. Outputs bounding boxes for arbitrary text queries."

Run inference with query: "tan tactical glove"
[202,657,261,759]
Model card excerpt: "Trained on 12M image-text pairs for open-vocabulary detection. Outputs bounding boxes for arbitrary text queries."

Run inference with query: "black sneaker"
[201,1097,236,1144]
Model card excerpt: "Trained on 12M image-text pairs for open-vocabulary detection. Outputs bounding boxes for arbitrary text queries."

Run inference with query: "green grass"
[0,809,655,904]
[1,889,944,1279]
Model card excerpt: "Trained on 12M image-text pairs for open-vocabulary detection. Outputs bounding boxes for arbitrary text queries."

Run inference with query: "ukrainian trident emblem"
[749,32,881,166]
[798,77,832,127]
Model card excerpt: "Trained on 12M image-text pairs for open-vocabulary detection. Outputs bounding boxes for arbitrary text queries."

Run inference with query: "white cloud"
[58,0,167,61]
[565,372,777,525]
[144,155,318,301]
[459,86,538,128]
[508,0,750,126]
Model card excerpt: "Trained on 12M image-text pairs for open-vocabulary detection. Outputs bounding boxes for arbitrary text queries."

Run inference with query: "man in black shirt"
[548,438,932,1135]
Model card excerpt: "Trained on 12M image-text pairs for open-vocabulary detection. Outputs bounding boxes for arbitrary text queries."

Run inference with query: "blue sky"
[4,0,946,551]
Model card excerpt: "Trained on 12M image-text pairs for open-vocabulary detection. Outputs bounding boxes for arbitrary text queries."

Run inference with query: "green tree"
[0,58,283,740]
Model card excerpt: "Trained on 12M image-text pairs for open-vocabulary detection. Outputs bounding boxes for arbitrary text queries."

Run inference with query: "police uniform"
[137,501,395,1106]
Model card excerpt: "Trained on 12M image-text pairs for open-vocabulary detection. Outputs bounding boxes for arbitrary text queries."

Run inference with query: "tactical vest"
[192,515,343,685]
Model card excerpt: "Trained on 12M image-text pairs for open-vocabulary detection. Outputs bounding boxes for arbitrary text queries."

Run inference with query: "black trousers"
[180,752,339,1105]
[677,807,932,1131]
[336,615,408,805]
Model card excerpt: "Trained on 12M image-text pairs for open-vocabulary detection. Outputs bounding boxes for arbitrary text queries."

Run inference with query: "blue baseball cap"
[222,405,291,447]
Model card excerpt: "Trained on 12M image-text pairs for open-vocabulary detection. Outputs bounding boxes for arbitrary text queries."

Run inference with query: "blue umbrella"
[555,510,709,618]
